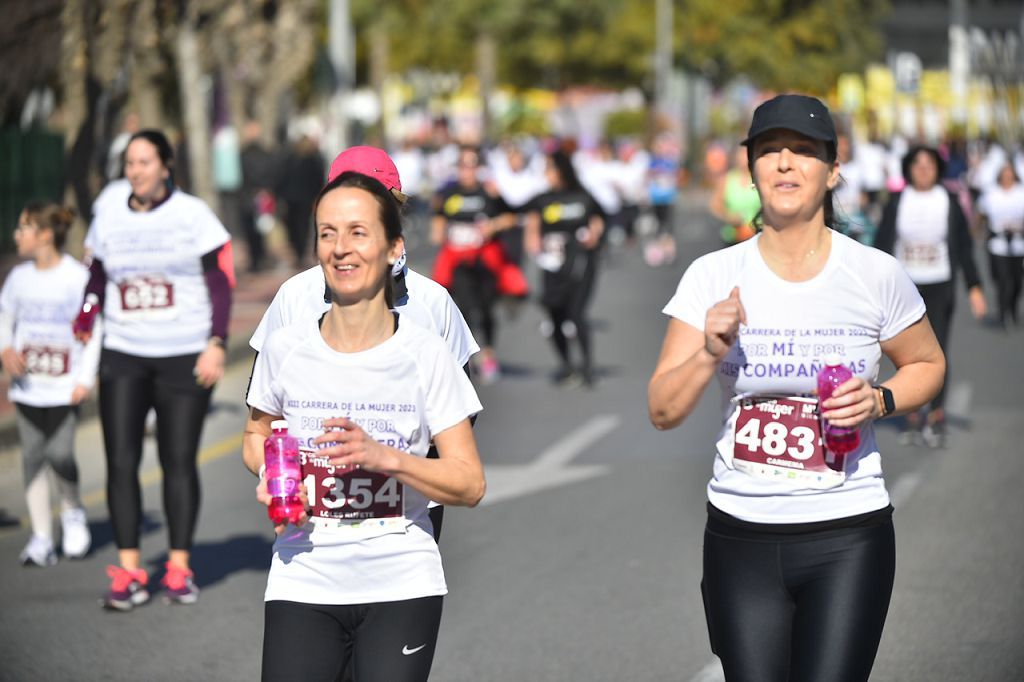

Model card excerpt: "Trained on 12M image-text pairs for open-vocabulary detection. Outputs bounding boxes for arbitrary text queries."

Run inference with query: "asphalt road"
[0,196,1021,681]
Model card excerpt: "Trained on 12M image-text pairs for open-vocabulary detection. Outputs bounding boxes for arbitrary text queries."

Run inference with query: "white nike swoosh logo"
[402,644,427,656]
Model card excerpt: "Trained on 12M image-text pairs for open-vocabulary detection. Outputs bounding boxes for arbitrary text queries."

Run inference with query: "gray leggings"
[15,403,79,486]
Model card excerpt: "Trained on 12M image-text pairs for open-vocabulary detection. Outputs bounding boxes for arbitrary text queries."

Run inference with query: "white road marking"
[689,658,724,682]
[946,381,972,419]
[889,471,923,509]
[480,414,620,507]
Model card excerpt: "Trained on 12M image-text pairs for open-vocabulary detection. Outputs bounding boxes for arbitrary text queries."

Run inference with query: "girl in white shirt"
[0,202,100,567]
[244,171,485,682]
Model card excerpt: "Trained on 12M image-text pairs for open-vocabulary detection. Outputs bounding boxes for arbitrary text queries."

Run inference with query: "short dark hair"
[901,146,945,186]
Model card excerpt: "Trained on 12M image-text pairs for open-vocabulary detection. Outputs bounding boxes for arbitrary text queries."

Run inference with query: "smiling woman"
[314,173,405,315]
[648,94,946,681]
[75,128,235,610]
[242,166,485,681]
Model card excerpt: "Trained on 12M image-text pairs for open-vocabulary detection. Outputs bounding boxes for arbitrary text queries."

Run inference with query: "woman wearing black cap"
[75,129,234,610]
[649,95,945,681]
[875,145,987,448]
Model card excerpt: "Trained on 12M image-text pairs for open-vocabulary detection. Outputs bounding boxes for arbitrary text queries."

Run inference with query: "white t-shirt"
[249,266,479,366]
[978,184,1024,257]
[662,232,926,524]
[894,186,952,284]
[0,256,102,407]
[247,315,482,604]
[489,152,548,209]
[854,141,887,192]
[87,189,231,357]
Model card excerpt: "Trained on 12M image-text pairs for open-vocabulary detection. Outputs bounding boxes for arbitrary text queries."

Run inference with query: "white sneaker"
[20,535,57,567]
[60,507,91,559]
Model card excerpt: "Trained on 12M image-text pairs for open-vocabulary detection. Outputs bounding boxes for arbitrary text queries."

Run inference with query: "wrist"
[257,464,266,480]
[873,385,895,418]
[207,336,226,350]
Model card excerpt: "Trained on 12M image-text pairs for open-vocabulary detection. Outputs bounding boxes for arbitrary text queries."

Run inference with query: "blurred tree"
[352,0,888,95]
[49,0,321,215]
[678,0,890,93]
[352,0,653,90]
[208,0,320,147]
[0,1,63,126]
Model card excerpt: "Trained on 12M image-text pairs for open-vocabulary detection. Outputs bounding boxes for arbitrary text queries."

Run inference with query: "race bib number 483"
[300,449,405,522]
[731,396,845,489]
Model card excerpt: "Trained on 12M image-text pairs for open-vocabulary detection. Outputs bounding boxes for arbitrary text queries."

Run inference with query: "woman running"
[431,146,526,384]
[1,202,99,566]
[244,170,485,681]
[524,149,605,387]
[75,129,234,610]
[976,163,1024,327]
[649,95,945,682]
[248,146,479,544]
[876,145,986,447]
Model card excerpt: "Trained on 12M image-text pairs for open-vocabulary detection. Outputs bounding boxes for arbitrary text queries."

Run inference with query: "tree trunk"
[128,0,164,130]
[59,0,88,152]
[174,20,217,211]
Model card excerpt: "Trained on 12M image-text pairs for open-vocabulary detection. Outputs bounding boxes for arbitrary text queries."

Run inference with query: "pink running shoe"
[101,565,150,611]
[161,562,200,605]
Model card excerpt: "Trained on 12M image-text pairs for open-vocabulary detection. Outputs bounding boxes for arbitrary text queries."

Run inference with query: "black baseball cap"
[740,94,836,147]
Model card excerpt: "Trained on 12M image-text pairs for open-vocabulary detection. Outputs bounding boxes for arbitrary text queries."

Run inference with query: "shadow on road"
[145,533,273,589]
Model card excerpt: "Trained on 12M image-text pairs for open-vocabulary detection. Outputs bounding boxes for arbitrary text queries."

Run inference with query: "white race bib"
[447,221,484,249]
[898,240,951,284]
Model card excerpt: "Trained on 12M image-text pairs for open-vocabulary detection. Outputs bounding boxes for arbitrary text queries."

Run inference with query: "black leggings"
[701,507,895,682]
[450,263,498,348]
[543,252,598,373]
[99,348,212,550]
[917,281,954,411]
[262,597,443,682]
[989,253,1023,325]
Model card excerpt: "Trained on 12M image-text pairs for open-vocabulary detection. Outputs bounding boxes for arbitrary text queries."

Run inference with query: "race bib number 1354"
[300,449,405,521]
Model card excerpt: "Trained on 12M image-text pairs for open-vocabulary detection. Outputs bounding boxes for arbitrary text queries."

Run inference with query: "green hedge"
[0,128,65,252]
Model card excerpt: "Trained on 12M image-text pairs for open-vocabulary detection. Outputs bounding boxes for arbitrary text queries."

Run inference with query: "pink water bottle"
[816,354,861,470]
[72,294,100,337]
[264,420,303,525]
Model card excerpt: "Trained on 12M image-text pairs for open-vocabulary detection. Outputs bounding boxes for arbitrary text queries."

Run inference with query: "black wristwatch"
[874,385,895,418]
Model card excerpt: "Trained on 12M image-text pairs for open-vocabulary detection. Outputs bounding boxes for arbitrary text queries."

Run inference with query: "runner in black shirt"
[525,150,604,387]
[431,147,526,384]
